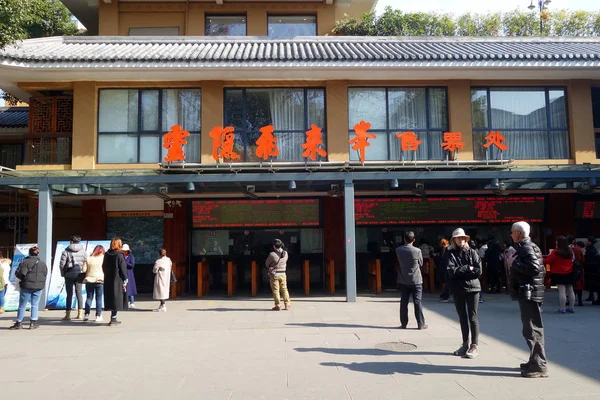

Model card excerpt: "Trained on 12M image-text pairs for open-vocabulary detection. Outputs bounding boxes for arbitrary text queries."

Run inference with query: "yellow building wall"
[15,79,599,170]
[100,1,339,37]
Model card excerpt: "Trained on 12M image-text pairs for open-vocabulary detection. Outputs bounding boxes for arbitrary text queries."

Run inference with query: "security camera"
[159,186,168,195]
[246,185,256,193]
[415,182,425,191]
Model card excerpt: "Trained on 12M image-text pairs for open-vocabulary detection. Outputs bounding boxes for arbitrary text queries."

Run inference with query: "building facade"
[0,0,599,300]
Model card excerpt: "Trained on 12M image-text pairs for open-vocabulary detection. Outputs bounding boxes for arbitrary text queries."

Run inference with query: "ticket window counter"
[189,228,324,294]
[355,225,540,292]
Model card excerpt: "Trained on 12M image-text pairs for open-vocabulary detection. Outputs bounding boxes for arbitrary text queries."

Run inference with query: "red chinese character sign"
[349,120,376,163]
[483,131,509,151]
[256,125,279,160]
[209,126,240,162]
[440,132,465,152]
[163,125,190,162]
[395,131,422,152]
[302,124,327,161]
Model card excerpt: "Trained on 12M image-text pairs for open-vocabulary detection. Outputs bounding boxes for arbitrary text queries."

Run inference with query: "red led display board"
[192,199,320,228]
[575,201,599,219]
[355,196,545,225]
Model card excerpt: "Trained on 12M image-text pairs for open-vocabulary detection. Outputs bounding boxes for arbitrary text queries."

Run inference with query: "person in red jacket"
[544,236,575,314]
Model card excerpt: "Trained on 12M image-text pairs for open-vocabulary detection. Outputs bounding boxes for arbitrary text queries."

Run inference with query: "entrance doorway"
[189,228,324,295]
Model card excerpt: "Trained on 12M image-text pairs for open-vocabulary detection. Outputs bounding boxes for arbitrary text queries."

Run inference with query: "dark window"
[268,15,316,37]
[347,87,449,161]
[206,15,246,36]
[0,144,22,169]
[593,87,600,159]
[224,88,326,162]
[471,87,569,160]
[98,89,201,164]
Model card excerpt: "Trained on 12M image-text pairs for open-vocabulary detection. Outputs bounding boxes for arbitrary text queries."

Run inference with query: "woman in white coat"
[153,248,172,312]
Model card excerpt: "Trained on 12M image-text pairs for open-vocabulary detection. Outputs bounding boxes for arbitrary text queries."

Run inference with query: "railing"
[24,136,72,165]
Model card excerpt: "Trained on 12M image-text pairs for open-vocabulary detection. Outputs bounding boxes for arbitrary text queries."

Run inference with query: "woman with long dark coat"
[122,244,138,309]
[102,237,128,326]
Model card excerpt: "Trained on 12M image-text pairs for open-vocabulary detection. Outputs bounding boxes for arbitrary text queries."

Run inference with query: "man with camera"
[508,221,548,378]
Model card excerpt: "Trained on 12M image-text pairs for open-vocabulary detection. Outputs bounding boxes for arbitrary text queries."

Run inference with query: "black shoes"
[520,362,549,378]
[521,370,549,378]
[29,321,40,330]
[108,319,122,326]
[9,322,22,330]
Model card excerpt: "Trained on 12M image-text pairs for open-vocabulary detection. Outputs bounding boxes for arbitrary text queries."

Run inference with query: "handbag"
[170,269,177,283]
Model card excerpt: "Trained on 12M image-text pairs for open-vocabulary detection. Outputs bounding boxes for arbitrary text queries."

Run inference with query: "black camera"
[520,284,533,300]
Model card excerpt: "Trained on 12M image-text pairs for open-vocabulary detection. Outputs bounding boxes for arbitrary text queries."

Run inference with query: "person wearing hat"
[445,228,482,359]
[266,239,291,311]
[123,244,138,309]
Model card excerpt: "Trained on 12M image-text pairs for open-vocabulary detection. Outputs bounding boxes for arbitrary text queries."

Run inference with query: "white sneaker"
[157,306,167,312]
[95,316,103,322]
[83,314,89,322]
[129,303,135,309]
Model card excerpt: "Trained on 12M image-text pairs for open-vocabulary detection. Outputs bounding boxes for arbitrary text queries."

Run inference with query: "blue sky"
[375,0,599,14]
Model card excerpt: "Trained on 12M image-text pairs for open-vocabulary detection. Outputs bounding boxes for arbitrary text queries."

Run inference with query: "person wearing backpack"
[9,246,48,330]
[266,239,291,311]
[59,235,87,321]
[0,252,11,313]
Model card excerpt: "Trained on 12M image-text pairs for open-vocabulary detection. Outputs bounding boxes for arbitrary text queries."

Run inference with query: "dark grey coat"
[395,244,424,286]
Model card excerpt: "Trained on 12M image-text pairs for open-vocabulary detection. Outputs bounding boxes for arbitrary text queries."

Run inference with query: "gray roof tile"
[1,36,600,67]
[0,107,28,128]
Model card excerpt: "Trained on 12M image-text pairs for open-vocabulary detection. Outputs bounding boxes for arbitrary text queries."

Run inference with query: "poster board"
[45,241,111,309]
[3,243,37,312]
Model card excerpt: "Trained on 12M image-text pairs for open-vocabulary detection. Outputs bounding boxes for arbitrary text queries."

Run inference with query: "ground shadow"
[287,322,395,330]
[295,347,453,357]
[187,308,269,312]
[324,361,519,378]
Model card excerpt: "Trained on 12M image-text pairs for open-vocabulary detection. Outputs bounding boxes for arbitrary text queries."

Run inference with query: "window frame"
[97,87,201,164]
[267,14,318,37]
[347,86,449,161]
[223,87,327,162]
[205,14,248,36]
[471,86,570,160]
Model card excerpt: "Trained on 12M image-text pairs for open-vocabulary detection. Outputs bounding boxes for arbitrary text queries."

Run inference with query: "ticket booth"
[189,198,324,296]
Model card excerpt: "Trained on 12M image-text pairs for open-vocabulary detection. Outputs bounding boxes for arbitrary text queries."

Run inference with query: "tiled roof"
[1,36,600,66]
[0,107,28,128]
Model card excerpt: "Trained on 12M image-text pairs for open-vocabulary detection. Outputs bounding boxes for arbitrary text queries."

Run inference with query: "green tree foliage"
[0,0,78,49]
[0,0,78,103]
[333,6,600,37]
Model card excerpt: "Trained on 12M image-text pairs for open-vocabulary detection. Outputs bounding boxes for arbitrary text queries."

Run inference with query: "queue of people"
[7,237,172,329]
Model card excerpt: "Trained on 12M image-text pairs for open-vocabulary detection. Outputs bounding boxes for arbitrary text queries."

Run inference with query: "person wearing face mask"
[445,228,482,359]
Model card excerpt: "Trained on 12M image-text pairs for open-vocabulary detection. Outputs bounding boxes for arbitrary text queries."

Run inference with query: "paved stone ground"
[1,289,599,400]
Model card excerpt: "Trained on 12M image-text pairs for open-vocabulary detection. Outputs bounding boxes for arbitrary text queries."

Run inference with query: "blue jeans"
[17,288,42,322]
[85,283,103,316]
[128,295,135,304]
[0,286,7,308]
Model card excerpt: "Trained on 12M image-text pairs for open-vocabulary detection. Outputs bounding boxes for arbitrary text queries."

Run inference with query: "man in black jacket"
[508,221,548,378]
[9,247,48,330]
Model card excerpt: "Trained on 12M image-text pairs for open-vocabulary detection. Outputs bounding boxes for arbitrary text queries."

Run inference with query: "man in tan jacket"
[266,239,291,311]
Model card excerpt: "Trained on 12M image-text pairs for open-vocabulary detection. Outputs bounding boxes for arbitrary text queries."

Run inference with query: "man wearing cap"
[123,244,138,309]
[266,239,291,311]
[395,231,427,329]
